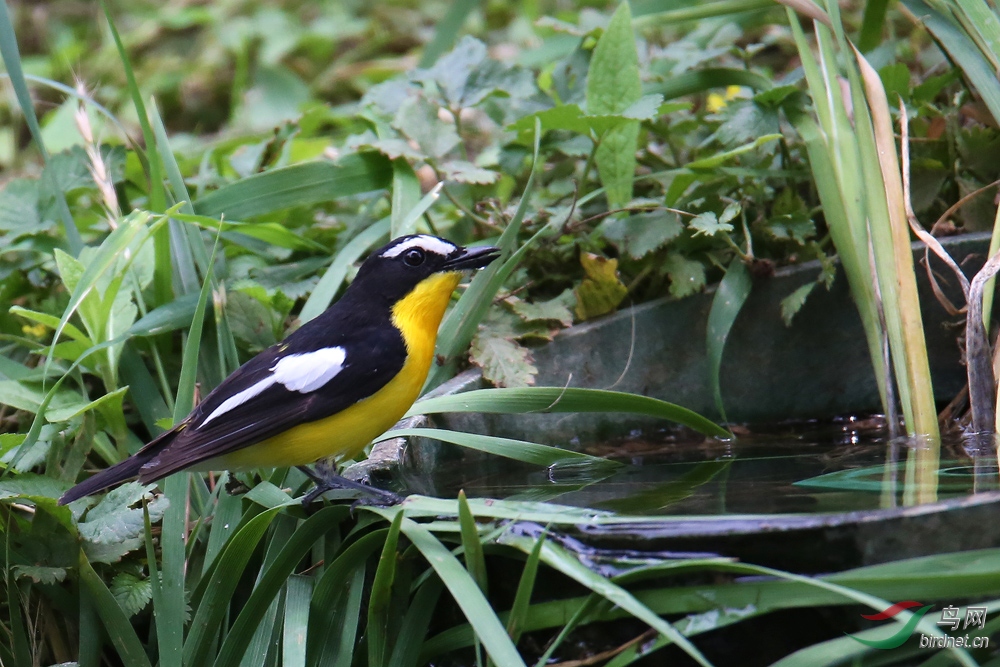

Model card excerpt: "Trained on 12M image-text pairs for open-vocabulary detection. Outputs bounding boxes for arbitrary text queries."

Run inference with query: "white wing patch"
[200,376,277,426]
[197,346,347,428]
[271,346,347,392]
[381,235,457,259]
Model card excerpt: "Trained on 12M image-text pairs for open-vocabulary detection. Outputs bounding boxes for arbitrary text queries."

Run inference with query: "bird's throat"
[390,271,462,361]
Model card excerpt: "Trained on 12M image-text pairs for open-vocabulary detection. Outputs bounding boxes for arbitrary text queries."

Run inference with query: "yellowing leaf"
[470,334,537,388]
[574,253,628,320]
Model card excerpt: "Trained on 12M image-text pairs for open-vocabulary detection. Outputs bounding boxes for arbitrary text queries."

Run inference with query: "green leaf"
[595,121,640,208]
[110,571,153,617]
[78,553,152,667]
[574,253,628,320]
[780,282,816,326]
[586,3,641,116]
[10,306,90,343]
[507,95,664,140]
[602,210,683,259]
[369,512,404,667]
[184,507,286,667]
[689,211,734,237]
[392,515,527,667]
[377,427,619,470]
[226,290,282,353]
[193,153,392,220]
[393,96,460,159]
[706,259,751,422]
[663,252,706,298]
[501,535,714,667]
[78,483,167,564]
[283,575,311,667]
[586,3,642,207]
[509,293,574,327]
[407,387,730,438]
[441,160,500,184]
[469,334,537,388]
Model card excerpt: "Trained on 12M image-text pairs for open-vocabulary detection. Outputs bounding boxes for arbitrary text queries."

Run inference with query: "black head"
[349,234,500,305]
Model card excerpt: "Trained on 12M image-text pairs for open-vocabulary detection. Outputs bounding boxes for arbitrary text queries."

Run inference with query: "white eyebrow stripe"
[197,346,347,428]
[381,235,458,258]
[271,346,347,392]
[200,376,278,427]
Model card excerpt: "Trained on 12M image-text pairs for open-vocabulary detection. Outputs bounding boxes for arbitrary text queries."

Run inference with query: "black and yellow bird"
[59,235,499,505]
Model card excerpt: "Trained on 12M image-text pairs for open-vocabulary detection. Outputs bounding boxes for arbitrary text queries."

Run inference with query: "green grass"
[0,0,999,664]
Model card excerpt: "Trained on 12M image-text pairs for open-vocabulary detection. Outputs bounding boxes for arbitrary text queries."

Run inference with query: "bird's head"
[350,234,501,306]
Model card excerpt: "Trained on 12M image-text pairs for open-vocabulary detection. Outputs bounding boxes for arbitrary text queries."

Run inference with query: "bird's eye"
[403,248,425,267]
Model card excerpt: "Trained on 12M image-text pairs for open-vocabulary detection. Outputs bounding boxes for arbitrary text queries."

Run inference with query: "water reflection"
[404,417,1000,515]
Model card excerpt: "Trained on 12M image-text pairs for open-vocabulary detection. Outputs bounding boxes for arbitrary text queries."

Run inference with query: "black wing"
[137,319,406,481]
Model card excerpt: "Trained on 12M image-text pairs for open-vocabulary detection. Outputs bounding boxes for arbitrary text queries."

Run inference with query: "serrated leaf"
[441,160,499,184]
[0,178,48,238]
[110,571,153,617]
[781,282,817,326]
[79,482,167,563]
[602,210,682,259]
[664,252,706,298]
[719,202,741,225]
[713,100,781,147]
[510,292,574,327]
[574,253,628,320]
[0,473,71,503]
[393,96,459,159]
[689,211,733,237]
[13,565,67,584]
[621,94,665,120]
[767,215,816,244]
[470,334,537,388]
[227,289,282,353]
[595,121,640,208]
[586,3,641,116]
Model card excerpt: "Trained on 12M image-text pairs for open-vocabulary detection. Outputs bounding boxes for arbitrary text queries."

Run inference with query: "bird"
[59,234,500,506]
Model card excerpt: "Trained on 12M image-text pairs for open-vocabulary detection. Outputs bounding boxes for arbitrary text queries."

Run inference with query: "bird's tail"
[58,431,174,505]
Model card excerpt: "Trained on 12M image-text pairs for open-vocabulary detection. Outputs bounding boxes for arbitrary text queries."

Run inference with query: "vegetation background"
[1,0,1000,665]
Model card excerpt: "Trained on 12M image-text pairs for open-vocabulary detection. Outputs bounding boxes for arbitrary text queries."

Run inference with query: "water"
[406,416,1000,515]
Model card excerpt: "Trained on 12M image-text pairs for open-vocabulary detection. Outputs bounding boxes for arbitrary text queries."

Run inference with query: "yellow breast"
[215,271,462,470]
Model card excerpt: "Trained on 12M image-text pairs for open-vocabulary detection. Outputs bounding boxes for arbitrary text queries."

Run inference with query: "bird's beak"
[441,245,501,271]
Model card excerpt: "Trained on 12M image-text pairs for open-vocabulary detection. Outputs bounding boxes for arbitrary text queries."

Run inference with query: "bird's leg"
[297,465,403,506]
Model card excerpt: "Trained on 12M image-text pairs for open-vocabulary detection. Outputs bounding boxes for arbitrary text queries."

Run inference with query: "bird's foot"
[297,465,403,508]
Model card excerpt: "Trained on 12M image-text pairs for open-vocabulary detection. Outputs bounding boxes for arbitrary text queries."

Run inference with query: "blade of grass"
[419,0,482,67]
[858,0,891,51]
[390,160,422,238]
[407,387,730,438]
[387,578,445,667]
[307,530,389,667]
[163,235,224,667]
[283,575,312,667]
[0,0,83,254]
[633,0,776,25]
[213,507,349,667]
[376,427,621,469]
[369,512,404,667]
[183,506,286,666]
[501,535,713,667]
[643,67,772,100]
[902,0,1000,126]
[387,513,527,667]
[506,528,546,644]
[78,551,153,667]
[706,258,751,423]
[193,153,392,220]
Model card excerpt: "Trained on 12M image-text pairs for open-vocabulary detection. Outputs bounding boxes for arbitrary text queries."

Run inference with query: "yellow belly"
[212,271,462,470]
